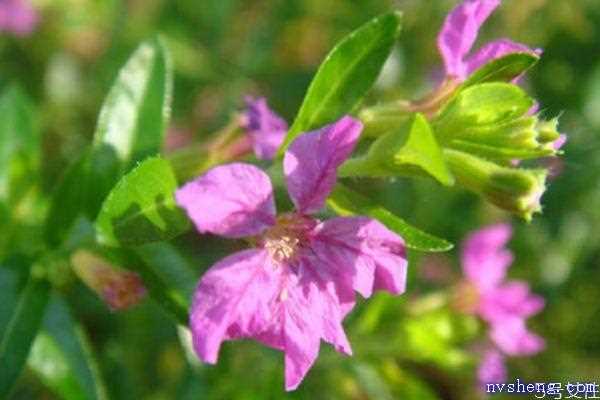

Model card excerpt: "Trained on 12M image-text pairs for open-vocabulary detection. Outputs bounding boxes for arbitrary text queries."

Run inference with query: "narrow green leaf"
[0,267,20,340]
[0,85,39,205]
[45,38,173,248]
[279,11,402,153]
[29,333,88,400]
[29,296,109,400]
[461,52,539,88]
[45,149,120,248]
[93,37,173,166]
[136,242,198,300]
[327,184,453,252]
[0,276,51,398]
[96,156,190,247]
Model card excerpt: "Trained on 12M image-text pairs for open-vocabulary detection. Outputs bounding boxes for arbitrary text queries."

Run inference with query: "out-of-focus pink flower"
[165,126,194,152]
[242,96,287,160]
[459,223,545,385]
[0,0,38,37]
[478,349,507,386]
[176,116,408,390]
[437,0,541,81]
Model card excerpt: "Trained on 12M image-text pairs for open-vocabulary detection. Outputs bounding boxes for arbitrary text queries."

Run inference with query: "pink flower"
[437,0,541,81]
[242,96,288,160]
[478,349,507,386]
[0,0,38,37]
[459,224,545,385]
[176,116,408,390]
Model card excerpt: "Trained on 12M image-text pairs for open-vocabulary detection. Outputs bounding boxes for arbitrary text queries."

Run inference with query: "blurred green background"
[1,0,600,399]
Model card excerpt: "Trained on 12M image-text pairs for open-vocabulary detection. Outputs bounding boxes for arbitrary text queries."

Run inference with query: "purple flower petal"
[283,116,362,214]
[0,0,38,36]
[553,134,567,150]
[478,349,507,386]
[437,0,500,79]
[243,96,288,160]
[176,163,276,238]
[489,317,545,356]
[461,223,513,292]
[190,249,281,363]
[190,248,352,391]
[312,217,408,297]
[465,39,542,76]
[479,281,545,323]
[284,258,353,390]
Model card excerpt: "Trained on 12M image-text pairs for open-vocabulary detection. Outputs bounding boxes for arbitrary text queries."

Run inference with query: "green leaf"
[327,183,453,252]
[45,148,120,248]
[0,85,39,205]
[29,333,88,400]
[279,11,402,154]
[343,114,453,185]
[93,37,173,166]
[45,38,173,248]
[0,267,21,340]
[0,276,50,398]
[461,52,539,88]
[136,242,198,300]
[29,296,109,400]
[96,156,190,247]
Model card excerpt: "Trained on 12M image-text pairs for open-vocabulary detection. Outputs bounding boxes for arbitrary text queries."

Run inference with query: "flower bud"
[444,149,547,221]
[71,250,146,310]
[433,83,560,162]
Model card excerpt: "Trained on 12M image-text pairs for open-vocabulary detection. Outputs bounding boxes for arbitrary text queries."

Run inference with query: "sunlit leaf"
[93,38,172,166]
[0,85,39,205]
[96,156,189,247]
[45,38,173,248]
[29,296,109,400]
[279,11,402,153]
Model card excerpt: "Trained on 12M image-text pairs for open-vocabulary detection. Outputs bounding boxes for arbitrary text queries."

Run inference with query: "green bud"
[536,117,561,145]
[444,148,547,221]
[433,83,559,163]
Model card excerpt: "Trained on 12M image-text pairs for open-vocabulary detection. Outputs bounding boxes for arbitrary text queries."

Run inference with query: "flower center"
[262,213,316,263]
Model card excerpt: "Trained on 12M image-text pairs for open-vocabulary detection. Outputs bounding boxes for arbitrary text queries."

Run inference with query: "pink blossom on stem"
[0,0,38,37]
[437,0,541,81]
[459,223,545,386]
[176,116,408,390]
[242,96,288,160]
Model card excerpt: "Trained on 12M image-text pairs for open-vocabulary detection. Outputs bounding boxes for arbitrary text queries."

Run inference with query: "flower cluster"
[171,0,554,392]
[457,224,545,386]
